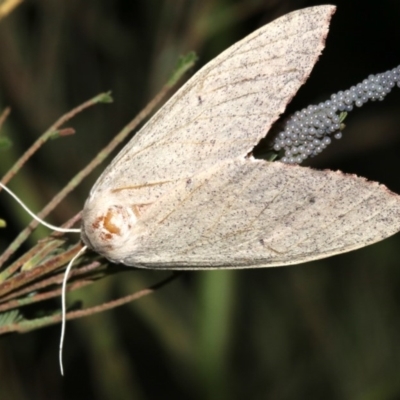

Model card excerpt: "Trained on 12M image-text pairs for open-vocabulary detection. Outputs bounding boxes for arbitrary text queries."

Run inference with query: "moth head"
[81,193,138,263]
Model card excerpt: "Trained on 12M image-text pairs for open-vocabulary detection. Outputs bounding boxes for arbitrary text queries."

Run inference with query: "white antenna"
[0,181,83,375]
[0,182,80,233]
[59,245,87,376]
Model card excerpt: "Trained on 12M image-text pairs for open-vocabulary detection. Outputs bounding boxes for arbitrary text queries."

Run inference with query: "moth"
[80,5,400,270]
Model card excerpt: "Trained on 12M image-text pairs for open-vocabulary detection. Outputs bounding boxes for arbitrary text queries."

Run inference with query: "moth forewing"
[85,6,336,203]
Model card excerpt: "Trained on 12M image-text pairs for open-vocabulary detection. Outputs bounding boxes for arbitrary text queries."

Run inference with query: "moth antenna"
[0,182,80,233]
[0,181,84,374]
[59,245,87,376]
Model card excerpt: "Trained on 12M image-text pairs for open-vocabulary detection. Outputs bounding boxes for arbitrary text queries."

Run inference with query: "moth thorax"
[81,200,138,263]
[98,205,130,236]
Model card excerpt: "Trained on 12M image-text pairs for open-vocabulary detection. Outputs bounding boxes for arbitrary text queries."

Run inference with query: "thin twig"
[0,0,23,20]
[0,92,110,186]
[0,272,182,334]
[0,107,11,130]
[63,272,181,321]
[0,261,102,306]
[0,213,81,282]
[0,279,93,313]
[0,243,83,295]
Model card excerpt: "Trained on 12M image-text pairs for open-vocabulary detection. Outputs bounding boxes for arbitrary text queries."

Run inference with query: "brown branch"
[0,92,111,186]
[0,278,93,313]
[0,106,10,130]
[0,260,102,307]
[0,272,182,334]
[0,213,81,282]
[0,242,83,296]
[0,0,23,20]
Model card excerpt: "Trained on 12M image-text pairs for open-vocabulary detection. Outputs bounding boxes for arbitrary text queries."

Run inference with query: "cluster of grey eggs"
[272,65,400,164]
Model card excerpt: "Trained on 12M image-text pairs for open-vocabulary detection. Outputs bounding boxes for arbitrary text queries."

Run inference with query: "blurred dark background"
[1,0,400,399]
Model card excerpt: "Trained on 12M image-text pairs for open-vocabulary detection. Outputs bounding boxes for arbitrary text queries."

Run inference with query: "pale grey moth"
[80,5,400,270]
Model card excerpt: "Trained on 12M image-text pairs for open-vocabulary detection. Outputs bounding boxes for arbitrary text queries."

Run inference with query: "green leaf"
[168,52,198,86]
[94,91,113,104]
[0,310,23,327]
[0,136,11,151]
